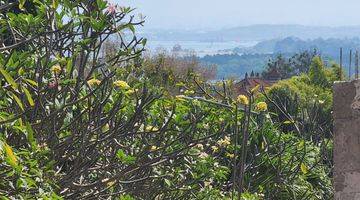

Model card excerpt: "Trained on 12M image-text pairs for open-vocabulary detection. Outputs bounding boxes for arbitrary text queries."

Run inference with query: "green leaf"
[11,92,24,111]
[300,163,308,174]
[141,38,147,46]
[19,0,26,10]
[116,149,136,164]
[0,65,18,90]
[298,140,305,149]
[250,84,260,93]
[52,0,59,9]
[96,0,107,10]
[128,24,135,34]
[26,122,37,150]
[90,18,106,32]
[24,78,38,87]
[3,142,18,170]
[22,86,35,106]
[18,67,25,76]
[66,59,73,77]
[119,195,135,200]
[283,120,294,124]
[164,179,171,187]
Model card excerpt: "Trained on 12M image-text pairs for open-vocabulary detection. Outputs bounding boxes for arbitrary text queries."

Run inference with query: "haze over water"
[120,0,360,30]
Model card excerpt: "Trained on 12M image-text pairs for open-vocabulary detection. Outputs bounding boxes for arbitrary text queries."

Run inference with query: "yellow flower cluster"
[255,102,268,112]
[237,95,249,105]
[87,78,101,86]
[113,80,130,89]
[217,136,231,147]
[51,64,61,75]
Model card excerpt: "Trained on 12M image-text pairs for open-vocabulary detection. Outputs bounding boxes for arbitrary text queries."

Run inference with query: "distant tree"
[291,49,318,74]
[172,44,182,52]
[262,50,319,79]
[263,54,291,79]
[142,53,217,90]
[309,56,328,87]
[328,62,345,82]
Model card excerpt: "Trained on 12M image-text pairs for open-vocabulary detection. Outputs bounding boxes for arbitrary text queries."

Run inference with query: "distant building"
[265,68,282,83]
[235,69,281,95]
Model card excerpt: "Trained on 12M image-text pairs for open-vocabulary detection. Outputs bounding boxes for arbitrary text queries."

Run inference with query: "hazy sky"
[119,0,360,30]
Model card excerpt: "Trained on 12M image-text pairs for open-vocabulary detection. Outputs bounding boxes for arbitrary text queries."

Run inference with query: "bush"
[0,1,333,199]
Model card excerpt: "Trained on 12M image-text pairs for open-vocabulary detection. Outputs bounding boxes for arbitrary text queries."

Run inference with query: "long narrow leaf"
[26,122,37,150]
[24,78,38,87]
[0,65,18,90]
[3,142,18,169]
[22,86,35,106]
[11,92,24,111]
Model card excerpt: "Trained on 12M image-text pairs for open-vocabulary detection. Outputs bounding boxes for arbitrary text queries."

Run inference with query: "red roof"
[266,68,281,80]
[235,78,274,95]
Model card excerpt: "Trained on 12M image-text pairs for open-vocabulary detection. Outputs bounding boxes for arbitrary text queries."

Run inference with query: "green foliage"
[0,137,59,199]
[262,50,318,79]
[116,149,136,164]
[265,57,338,192]
[309,56,329,87]
[201,53,272,79]
[0,0,334,199]
[268,74,333,139]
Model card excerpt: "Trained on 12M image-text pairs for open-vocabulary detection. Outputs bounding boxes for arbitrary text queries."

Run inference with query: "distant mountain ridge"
[140,24,360,42]
[234,37,360,58]
[201,37,360,79]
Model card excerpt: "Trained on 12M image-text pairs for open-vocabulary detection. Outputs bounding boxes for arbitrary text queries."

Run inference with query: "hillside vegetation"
[202,37,358,78]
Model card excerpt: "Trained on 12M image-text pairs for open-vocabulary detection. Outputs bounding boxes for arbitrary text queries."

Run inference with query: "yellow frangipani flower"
[237,95,249,105]
[198,152,209,159]
[196,143,204,150]
[226,152,235,158]
[255,102,268,112]
[145,125,159,132]
[113,80,130,89]
[150,145,158,151]
[211,145,219,152]
[51,64,62,74]
[107,181,116,187]
[87,78,101,86]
